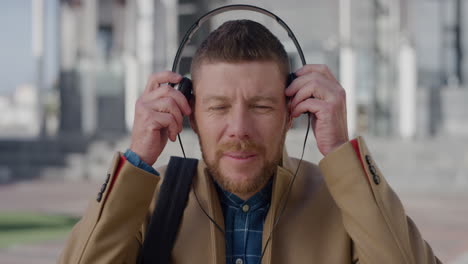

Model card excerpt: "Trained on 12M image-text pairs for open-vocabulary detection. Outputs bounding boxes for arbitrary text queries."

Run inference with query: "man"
[59,20,440,263]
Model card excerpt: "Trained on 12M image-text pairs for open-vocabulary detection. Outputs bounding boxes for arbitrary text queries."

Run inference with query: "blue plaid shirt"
[215,180,272,264]
[124,149,272,264]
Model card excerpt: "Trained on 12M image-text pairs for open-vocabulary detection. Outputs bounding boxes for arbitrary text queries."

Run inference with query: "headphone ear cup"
[175,77,193,101]
[286,72,297,87]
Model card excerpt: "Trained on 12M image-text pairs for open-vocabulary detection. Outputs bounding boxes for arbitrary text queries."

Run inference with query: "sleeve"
[58,152,160,264]
[318,136,442,264]
[124,149,160,176]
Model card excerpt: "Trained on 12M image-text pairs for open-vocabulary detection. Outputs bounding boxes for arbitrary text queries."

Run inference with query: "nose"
[226,104,253,140]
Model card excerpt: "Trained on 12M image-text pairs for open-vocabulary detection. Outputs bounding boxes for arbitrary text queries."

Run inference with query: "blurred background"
[0,0,467,263]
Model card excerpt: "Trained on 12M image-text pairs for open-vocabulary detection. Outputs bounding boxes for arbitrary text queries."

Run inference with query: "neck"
[234,191,258,201]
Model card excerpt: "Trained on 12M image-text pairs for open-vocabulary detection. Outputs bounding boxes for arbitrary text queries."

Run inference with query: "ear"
[189,98,199,134]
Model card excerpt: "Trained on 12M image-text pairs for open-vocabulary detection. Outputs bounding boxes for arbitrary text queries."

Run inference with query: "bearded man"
[59,20,440,264]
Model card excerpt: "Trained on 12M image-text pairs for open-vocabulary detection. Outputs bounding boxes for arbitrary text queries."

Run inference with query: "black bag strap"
[138,156,198,264]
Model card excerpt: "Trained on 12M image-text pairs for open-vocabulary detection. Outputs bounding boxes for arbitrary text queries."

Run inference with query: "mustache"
[216,140,265,155]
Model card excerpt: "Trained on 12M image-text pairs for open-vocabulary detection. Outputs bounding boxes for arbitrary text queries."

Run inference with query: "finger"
[286,72,322,97]
[146,97,184,133]
[151,111,180,142]
[144,84,191,115]
[289,83,317,111]
[295,64,337,82]
[287,74,337,108]
[291,98,328,118]
[144,71,182,94]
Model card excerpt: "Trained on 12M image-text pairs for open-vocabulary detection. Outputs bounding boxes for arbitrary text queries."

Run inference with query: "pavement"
[1,130,468,263]
[0,180,95,264]
[1,181,467,263]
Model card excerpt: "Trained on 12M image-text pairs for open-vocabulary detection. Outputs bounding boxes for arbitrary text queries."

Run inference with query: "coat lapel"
[262,161,295,264]
[194,161,226,263]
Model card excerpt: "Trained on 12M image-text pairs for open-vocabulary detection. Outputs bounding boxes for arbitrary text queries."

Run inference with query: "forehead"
[193,61,286,98]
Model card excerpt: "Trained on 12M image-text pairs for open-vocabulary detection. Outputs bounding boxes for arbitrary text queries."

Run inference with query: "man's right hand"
[129,71,192,166]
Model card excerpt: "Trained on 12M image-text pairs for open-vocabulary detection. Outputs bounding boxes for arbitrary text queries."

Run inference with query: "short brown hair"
[191,19,290,82]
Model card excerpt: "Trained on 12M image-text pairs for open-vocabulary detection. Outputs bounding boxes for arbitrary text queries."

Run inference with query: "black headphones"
[170,4,307,157]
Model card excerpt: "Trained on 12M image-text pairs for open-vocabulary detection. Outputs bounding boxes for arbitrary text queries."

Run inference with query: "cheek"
[258,114,288,146]
[195,115,223,156]
[258,113,288,132]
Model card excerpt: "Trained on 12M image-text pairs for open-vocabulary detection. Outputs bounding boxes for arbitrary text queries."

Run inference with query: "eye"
[251,104,274,113]
[209,105,229,111]
[251,104,273,110]
[254,105,272,109]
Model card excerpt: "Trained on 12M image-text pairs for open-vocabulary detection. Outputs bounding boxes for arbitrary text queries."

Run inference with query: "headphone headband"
[171,4,306,73]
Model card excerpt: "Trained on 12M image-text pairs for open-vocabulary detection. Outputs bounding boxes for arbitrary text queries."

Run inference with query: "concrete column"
[60,3,78,72]
[59,2,82,134]
[32,0,45,137]
[153,0,167,72]
[339,0,357,137]
[79,0,98,136]
[124,0,139,130]
[153,0,178,72]
[125,56,139,130]
[340,47,357,137]
[123,0,155,131]
[137,0,154,82]
[398,39,417,139]
[163,0,178,70]
[112,1,127,57]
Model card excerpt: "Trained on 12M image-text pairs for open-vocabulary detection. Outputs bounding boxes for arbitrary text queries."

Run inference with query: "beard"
[198,132,286,197]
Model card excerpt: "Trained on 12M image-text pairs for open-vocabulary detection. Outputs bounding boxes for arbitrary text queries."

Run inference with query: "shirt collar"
[215,177,273,212]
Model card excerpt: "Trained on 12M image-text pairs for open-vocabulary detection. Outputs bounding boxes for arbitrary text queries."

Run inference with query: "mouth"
[223,152,258,161]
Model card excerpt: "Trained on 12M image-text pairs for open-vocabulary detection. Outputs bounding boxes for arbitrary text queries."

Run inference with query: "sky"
[0,0,58,96]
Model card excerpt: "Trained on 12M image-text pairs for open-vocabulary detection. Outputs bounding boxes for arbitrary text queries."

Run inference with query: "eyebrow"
[201,95,280,104]
[201,96,229,104]
[248,96,279,104]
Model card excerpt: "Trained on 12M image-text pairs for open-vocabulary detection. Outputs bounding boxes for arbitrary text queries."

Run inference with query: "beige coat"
[58,137,441,263]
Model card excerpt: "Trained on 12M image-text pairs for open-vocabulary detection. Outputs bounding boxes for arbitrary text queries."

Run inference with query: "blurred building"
[0,85,40,137]
[54,0,468,139]
[1,0,468,181]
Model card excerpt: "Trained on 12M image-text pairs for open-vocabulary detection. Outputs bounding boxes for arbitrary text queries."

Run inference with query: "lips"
[223,152,257,160]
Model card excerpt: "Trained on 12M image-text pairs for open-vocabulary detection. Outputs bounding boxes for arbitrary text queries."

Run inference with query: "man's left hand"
[285,64,349,156]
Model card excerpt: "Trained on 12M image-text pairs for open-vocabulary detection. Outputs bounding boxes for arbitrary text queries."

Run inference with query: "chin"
[220,163,260,182]
[202,149,278,195]
[217,172,262,195]
[216,164,271,195]
[224,171,256,183]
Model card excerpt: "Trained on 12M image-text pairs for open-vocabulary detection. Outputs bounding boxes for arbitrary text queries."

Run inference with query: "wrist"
[124,149,159,176]
[129,144,156,166]
[324,139,349,157]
